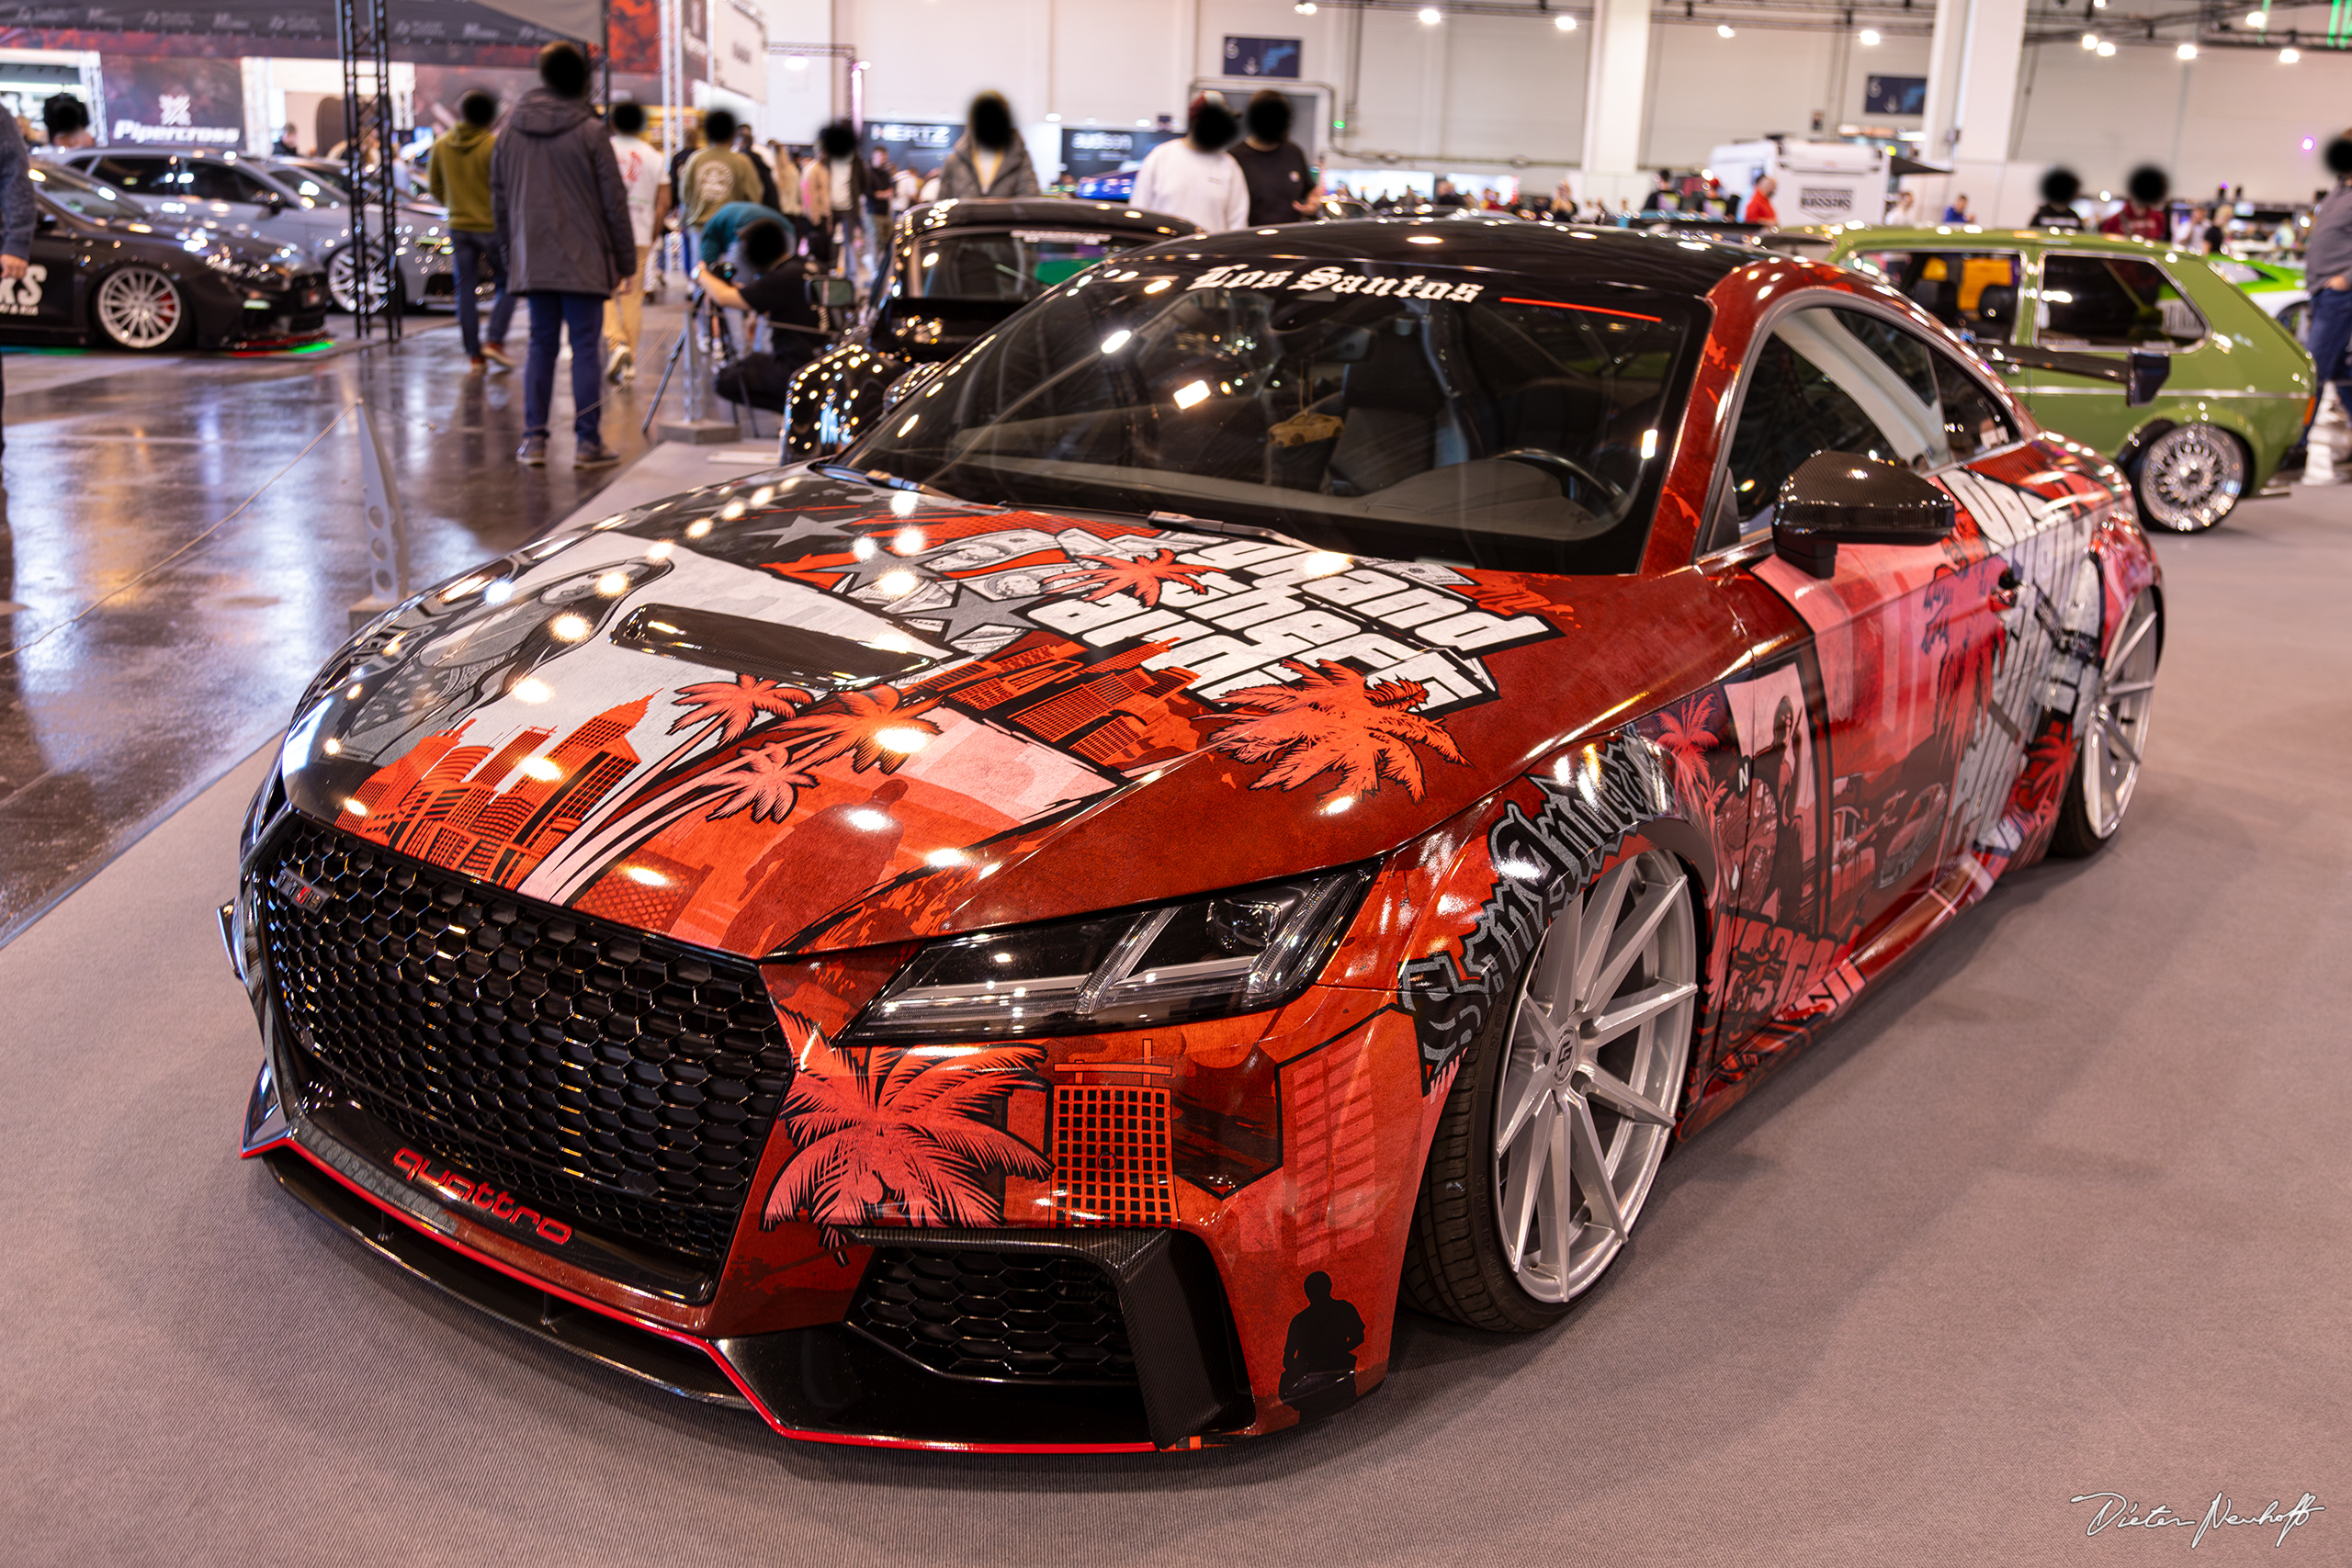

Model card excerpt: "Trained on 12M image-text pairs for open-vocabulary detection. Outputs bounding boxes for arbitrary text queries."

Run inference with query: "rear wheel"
[1402,847,1698,1331]
[2131,423,2246,533]
[2052,588,2160,856]
[327,245,402,314]
[93,265,188,351]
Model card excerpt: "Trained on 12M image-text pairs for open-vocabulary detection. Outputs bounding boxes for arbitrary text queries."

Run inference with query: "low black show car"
[4,160,328,352]
[784,197,1197,457]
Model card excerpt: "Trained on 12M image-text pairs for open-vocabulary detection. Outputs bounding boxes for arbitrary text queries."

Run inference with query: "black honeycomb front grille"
[259,818,796,1272]
[850,1247,1137,1385]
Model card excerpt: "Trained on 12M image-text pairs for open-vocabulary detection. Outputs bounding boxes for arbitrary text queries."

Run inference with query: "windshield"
[284,163,348,200]
[28,161,146,222]
[905,226,1164,300]
[854,258,1705,574]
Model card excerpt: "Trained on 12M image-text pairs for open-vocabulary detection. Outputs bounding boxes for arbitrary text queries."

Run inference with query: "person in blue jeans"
[428,89,515,370]
[2296,135,2352,458]
[491,41,638,467]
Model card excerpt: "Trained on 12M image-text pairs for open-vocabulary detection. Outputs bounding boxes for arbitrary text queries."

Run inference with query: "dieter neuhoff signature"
[2071,1490,2325,1548]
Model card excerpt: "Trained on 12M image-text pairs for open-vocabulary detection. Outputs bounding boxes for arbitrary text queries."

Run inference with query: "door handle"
[1991,565,2020,609]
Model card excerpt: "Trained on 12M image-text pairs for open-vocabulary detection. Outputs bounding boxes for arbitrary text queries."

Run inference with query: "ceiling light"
[1555,11,1576,27]
[2082,30,2099,46]
[1419,6,1442,22]
[2285,46,2302,61]
[1717,22,1736,36]
[784,55,807,70]
[1295,0,1317,11]
[1859,26,1880,42]
[2177,40,2198,57]
[2098,39,2117,54]
[1045,111,1061,122]
[2246,7,2267,23]
[1172,379,1211,409]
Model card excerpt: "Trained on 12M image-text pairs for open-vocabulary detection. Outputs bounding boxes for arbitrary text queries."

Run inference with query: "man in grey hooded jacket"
[934,93,1041,201]
[492,41,637,468]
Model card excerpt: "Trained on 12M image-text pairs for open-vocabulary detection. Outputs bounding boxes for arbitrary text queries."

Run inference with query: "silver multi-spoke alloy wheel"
[1491,850,1697,1304]
[95,266,184,350]
[2082,591,2159,840]
[327,245,395,313]
[2134,423,2245,532]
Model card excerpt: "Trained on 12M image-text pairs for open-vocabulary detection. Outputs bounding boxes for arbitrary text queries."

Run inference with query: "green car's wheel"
[2131,423,2246,533]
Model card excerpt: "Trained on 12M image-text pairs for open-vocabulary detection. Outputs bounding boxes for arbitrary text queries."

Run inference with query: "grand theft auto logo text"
[0,265,46,315]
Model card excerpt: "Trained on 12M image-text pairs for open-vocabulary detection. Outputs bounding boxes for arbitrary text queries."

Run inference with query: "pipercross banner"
[100,54,242,147]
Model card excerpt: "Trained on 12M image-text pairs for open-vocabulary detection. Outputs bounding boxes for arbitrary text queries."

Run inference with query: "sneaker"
[605,343,633,384]
[482,343,516,369]
[517,434,548,466]
[574,440,622,468]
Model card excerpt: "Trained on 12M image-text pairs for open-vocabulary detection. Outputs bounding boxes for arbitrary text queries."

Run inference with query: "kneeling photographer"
[692,211,821,413]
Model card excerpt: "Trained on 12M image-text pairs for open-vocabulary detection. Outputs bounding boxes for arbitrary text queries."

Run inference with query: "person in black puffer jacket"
[492,41,637,468]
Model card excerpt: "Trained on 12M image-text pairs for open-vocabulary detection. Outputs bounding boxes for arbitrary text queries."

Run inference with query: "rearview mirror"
[1771,452,1957,579]
[2126,349,2169,407]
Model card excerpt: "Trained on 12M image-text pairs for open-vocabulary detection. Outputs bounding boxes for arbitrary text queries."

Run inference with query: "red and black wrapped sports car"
[231,219,2162,1451]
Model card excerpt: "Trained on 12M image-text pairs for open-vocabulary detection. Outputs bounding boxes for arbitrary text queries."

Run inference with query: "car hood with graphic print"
[277,467,1710,959]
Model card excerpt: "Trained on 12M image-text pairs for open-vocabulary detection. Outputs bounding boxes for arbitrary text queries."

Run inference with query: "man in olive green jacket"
[428,89,516,370]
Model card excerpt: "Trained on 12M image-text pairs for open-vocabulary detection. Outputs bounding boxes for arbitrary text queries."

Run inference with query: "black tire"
[90,265,192,352]
[1402,845,1697,1332]
[2050,588,2160,857]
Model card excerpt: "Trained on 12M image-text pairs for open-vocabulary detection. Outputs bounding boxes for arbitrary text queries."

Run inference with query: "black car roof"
[904,197,1198,241]
[1146,216,1756,296]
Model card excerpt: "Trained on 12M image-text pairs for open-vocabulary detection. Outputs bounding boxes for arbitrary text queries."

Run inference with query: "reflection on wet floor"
[0,299,752,942]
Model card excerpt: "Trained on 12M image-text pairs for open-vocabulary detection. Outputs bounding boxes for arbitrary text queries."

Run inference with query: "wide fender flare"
[1387,732,1723,1137]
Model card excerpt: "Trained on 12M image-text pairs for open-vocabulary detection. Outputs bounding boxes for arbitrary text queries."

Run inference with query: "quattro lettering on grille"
[392,1146,575,1245]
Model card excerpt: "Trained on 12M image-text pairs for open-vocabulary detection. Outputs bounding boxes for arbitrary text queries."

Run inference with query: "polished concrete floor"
[0,471,2347,1561]
[0,299,784,943]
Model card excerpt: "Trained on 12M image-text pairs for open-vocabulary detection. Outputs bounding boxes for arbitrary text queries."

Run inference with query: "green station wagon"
[1797,227,2315,531]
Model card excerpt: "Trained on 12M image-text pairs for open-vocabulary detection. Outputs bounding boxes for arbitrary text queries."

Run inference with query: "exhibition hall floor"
[0,299,782,944]
[0,457,2345,1561]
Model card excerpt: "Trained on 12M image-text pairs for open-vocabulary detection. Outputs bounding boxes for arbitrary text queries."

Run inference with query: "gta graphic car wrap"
[232,221,2162,1451]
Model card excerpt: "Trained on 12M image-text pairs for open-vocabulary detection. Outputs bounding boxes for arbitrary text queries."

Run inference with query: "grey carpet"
[3,491,2346,1567]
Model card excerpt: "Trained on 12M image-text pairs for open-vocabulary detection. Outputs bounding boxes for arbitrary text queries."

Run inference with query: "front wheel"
[93,265,189,351]
[2051,588,2160,856]
[326,245,402,314]
[1402,846,1698,1331]
[2131,423,2246,533]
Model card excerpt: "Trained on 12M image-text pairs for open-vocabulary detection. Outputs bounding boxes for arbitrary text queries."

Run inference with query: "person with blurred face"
[602,101,661,384]
[936,92,1040,199]
[2030,168,2083,231]
[2294,132,2352,452]
[681,107,763,263]
[490,41,636,468]
[695,217,822,412]
[1230,90,1317,225]
[430,88,514,372]
[1742,175,1777,225]
[2098,166,2168,242]
[1131,91,1248,232]
[804,120,878,281]
[40,93,94,151]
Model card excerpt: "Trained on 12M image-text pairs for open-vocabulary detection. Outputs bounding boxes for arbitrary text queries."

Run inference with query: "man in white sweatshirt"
[1130,92,1249,234]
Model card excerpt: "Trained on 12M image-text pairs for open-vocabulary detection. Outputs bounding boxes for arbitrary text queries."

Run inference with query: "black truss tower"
[337,0,402,344]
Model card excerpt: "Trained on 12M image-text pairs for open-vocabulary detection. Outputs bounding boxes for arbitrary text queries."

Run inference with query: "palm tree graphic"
[763,1029,1052,1235]
[1044,550,1217,609]
[1209,658,1466,799]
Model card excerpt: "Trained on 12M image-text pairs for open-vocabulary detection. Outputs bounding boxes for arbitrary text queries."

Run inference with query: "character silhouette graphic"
[1278,1269,1365,1421]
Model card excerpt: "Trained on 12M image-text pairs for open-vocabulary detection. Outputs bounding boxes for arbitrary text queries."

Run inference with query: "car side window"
[1720,306,1954,538]
[1929,349,2016,460]
[1851,249,2024,344]
[2040,254,2206,349]
[91,155,167,190]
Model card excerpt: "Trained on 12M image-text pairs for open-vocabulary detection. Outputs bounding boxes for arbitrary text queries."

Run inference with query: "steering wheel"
[1493,447,1627,509]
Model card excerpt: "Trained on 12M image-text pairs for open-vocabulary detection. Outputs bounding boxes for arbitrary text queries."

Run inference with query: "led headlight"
[849,865,1374,1042]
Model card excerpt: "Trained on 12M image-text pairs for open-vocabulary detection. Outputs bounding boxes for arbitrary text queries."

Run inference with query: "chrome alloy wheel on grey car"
[1490,850,1697,1304]
[2132,423,2245,532]
[94,266,185,350]
[327,244,397,314]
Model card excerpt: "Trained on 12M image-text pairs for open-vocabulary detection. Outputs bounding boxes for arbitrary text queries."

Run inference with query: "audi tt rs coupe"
[231,218,2163,1450]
